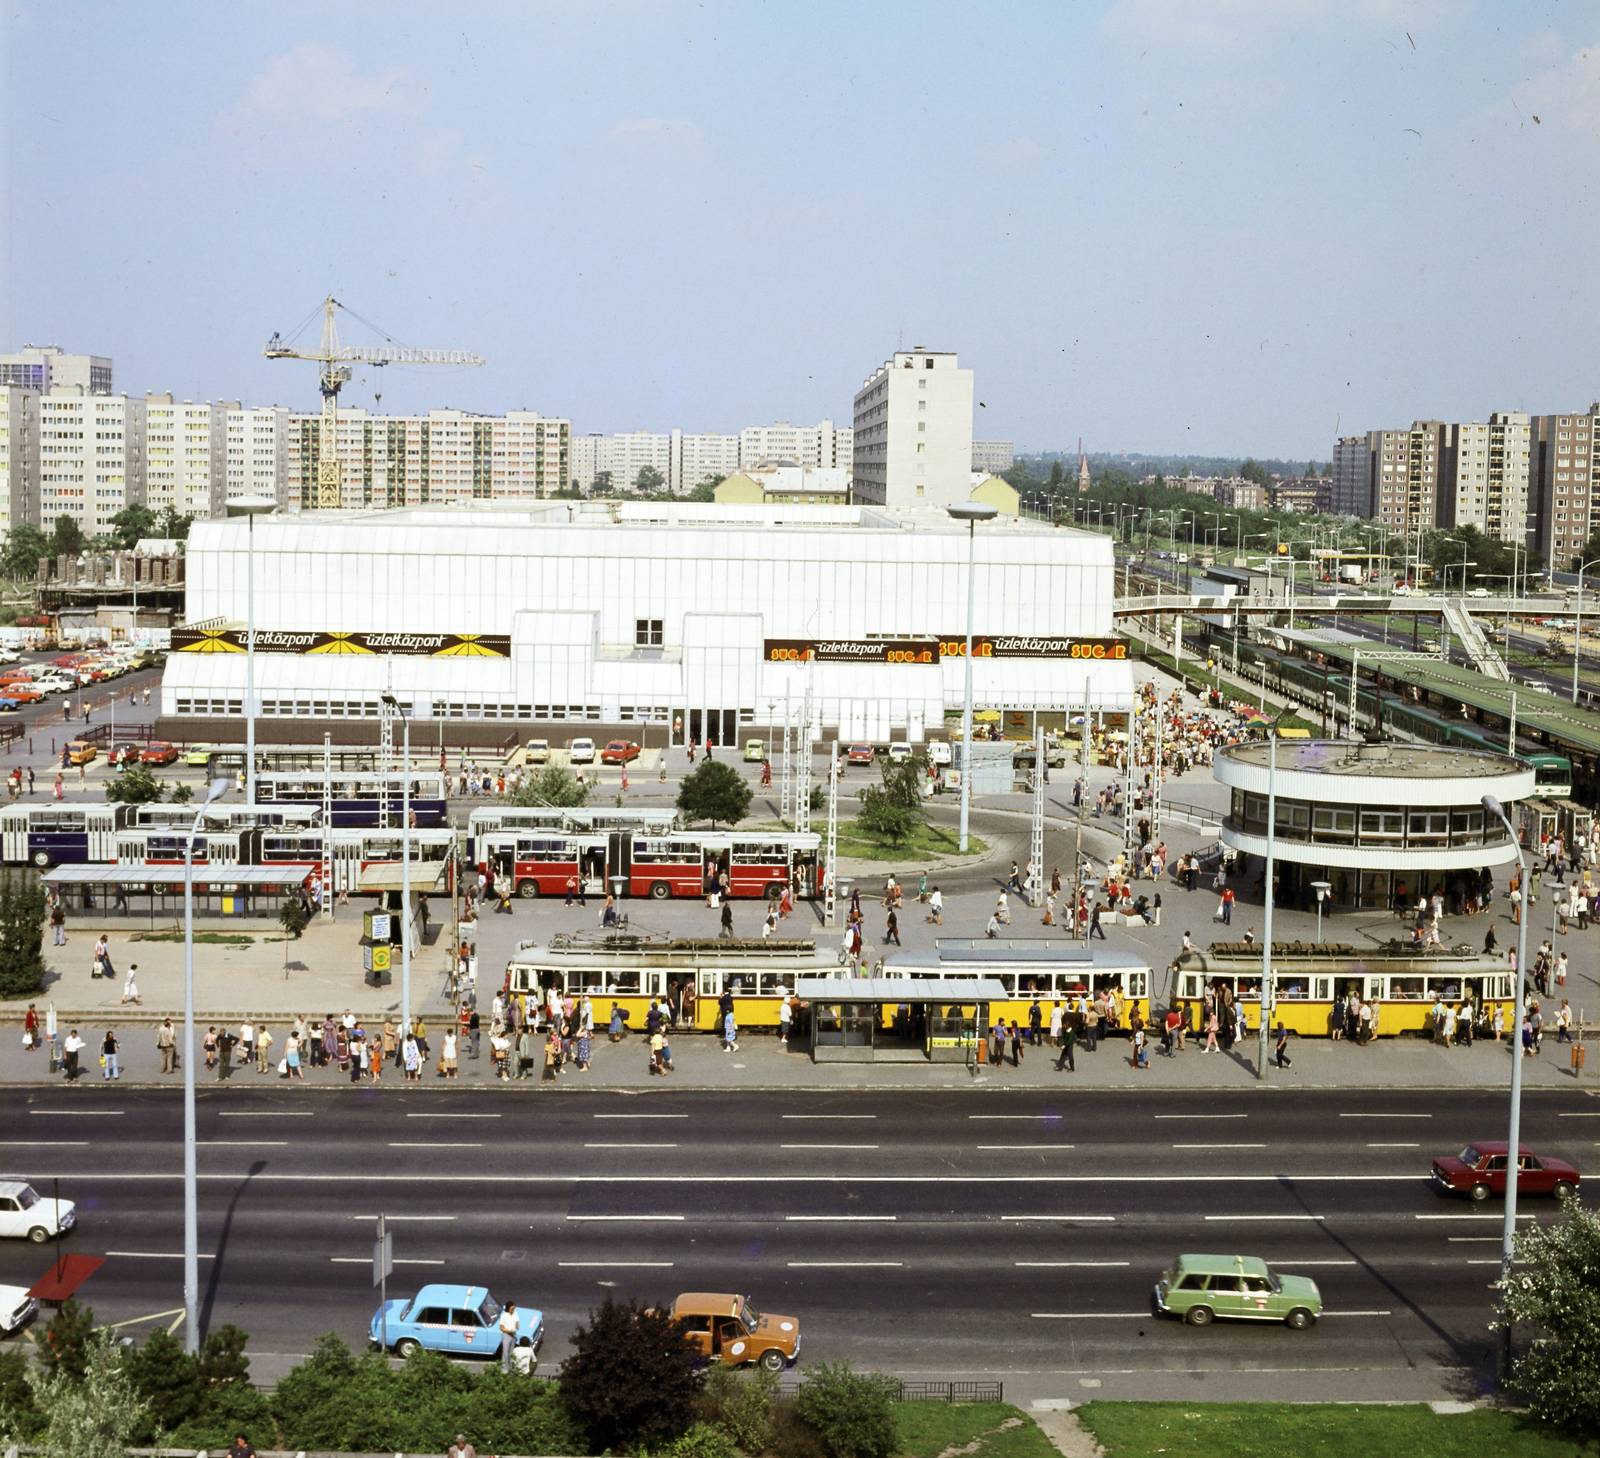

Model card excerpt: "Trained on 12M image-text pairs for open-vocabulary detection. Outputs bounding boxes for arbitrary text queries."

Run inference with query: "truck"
[1339,564,1364,585]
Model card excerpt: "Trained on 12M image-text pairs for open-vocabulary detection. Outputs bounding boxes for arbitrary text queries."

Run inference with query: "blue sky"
[2,1,1595,456]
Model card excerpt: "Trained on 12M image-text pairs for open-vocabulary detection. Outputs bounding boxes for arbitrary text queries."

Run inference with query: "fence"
[777,1378,1004,1405]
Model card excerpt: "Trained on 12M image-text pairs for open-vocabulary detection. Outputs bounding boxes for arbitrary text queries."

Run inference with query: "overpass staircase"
[1439,598,1512,681]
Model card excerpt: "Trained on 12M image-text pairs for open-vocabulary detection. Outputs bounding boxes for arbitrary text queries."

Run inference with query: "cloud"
[610,117,704,141]
[1511,43,1600,133]
[230,41,411,125]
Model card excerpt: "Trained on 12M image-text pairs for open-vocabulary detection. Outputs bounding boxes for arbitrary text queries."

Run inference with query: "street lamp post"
[184,775,231,1354]
[1571,558,1600,704]
[381,695,412,1035]
[947,503,998,853]
[1257,730,1277,1080]
[1482,793,1530,1385]
[1311,880,1331,942]
[225,497,278,805]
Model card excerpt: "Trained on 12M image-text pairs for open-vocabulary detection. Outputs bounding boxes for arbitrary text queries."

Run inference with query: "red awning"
[27,1254,105,1303]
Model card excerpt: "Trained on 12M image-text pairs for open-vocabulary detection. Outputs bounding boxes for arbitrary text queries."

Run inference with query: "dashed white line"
[1015,1261,1130,1268]
[560,1262,674,1268]
[350,1215,457,1221]
[6,1141,87,1146]
[786,1215,896,1222]
[331,1257,444,1265]
[1154,1114,1248,1120]
[585,1143,679,1149]
[787,1261,903,1267]
[1270,1260,1357,1267]
[970,1115,1062,1120]
[1366,1143,1420,1148]
[1415,1213,1536,1220]
[28,1109,123,1116]
[781,1144,879,1150]
[218,1110,312,1116]
[564,1215,685,1221]
[1339,1113,1431,1119]
[106,1251,214,1259]
[388,1143,482,1148]
[782,1114,878,1119]
[1447,1237,1501,1243]
[1205,1215,1324,1222]
[405,1113,500,1118]
[978,1145,1076,1151]
[1001,1215,1117,1222]
[593,1113,688,1118]
[1173,1143,1267,1149]
[197,1141,287,1146]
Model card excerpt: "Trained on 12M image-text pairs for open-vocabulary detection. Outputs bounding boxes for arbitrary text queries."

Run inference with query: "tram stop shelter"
[36,864,311,930]
[795,976,1008,1064]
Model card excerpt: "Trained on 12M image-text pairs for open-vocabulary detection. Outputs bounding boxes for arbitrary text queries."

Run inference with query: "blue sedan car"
[370,1283,543,1361]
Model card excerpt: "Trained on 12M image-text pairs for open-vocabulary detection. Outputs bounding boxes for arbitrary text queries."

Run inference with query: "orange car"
[2,687,43,705]
[64,741,97,767]
[140,741,179,765]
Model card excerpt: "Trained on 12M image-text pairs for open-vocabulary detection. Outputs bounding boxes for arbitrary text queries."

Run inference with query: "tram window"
[1236,976,1261,1000]
[1276,978,1308,1000]
[511,968,532,993]
[1425,978,1462,1001]
[1359,810,1403,841]
[1388,977,1424,1000]
[1407,811,1449,847]
[1181,973,1202,998]
[699,969,720,996]
[758,973,793,996]
[594,970,640,995]
[1451,809,1484,845]
[1313,977,1331,1000]
[1312,807,1355,842]
[1126,971,1148,997]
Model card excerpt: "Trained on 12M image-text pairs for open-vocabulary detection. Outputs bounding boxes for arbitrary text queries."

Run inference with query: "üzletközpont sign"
[765,637,1125,662]
[171,629,512,658]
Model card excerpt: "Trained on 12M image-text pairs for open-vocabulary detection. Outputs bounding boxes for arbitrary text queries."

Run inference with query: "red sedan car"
[846,743,876,765]
[600,740,641,765]
[1431,1142,1580,1202]
[140,741,180,766]
[108,742,143,766]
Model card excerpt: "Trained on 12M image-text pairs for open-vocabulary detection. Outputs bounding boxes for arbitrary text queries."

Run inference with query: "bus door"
[87,807,124,862]
[580,838,608,896]
[331,837,362,896]
[607,832,633,898]
[792,847,818,899]
[703,848,729,896]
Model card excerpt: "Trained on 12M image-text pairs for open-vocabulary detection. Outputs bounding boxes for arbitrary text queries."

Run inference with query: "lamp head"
[205,777,230,806]
[947,503,999,523]
[225,495,277,519]
[1481,793,1505,820]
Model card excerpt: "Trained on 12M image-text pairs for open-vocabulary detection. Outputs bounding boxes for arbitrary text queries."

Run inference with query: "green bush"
[278,899,307,939]
[792,1362,899,1458]
[698,1366,779,1453]
[0,1346,44,1441]
[0,869,47,1000]
[558,1293,704,1451]
[660,1421,742,1458]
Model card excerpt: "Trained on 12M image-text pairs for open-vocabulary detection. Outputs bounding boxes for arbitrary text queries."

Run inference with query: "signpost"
[374,1213,393,1355]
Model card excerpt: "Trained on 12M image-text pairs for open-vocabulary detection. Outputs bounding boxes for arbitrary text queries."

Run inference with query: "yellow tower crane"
[264,296,485,508]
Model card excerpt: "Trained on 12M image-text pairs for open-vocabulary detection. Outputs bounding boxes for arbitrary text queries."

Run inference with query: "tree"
[107,506,158,552]
[558,1293,704,1451]
[125,1325,205,1432]
[1498,1193,1600,1435]
[792,1361,899,1458]
[1,522,51,580]
[40,1298,98,1381]
[102,764,167,804]
[278,900,307,939]
[1239,459,1272,489]
[51,515,85,562]
[687,477,722,502]
[634,464,666,494]
[857,752,928,847]
[1047,459,1064,488]
[676,759,752,828]
[28,1328,149,1458]
[508,766,588,809]
[155,506,193,542]
[0,869,47,999]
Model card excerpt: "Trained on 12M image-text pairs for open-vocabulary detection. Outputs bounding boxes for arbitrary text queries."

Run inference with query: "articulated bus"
[480,827,821,901]
[204,746,390,776]
[464,806,679,861]
[1,801,322,868]
[251,771,451,828]
[113,825,457,893]
[506,933,841,1031]
[1169,940,1515,1037]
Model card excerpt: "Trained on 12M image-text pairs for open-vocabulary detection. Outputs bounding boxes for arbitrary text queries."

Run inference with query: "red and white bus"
[480,827,821,901]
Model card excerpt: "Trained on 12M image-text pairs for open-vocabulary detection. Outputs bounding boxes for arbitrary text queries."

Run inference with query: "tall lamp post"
[184,776,231,1354]
[381,694,413,1036]
[947,503,998,853]
[224,497,278,805]
[1311,880,1331,942]
[1482,793,1530,1384]
[1571,558,1600,704]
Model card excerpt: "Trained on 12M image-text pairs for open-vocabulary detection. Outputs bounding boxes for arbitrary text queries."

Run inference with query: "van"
[525,739,550,764]
[667,1292,799,1372]
[926,741,952,767]
[567,737,595,764]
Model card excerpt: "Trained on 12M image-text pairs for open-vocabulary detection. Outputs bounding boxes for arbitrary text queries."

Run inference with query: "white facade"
[1448,412,1530,544]
[739,420,852,473]
[143,395,225,521]
[168,505,1133,733]
[674,430,741,493]
[0,389,38,533]
[225,406,290,507]
[38,388,146,535]
[0,346,111,395]
[852,349,974,508]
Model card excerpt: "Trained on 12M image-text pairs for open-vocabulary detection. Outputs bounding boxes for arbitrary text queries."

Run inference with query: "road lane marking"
[389,1143,483,1148]
[786,1216,896,1221]
[970,1115,1062,1120]
[350,1215,457,1221]
[787,1261,903,1267]
[197,1141,287,1146]
[1154,1114,1248,1120]
[585,1143,679,1149]
[1415,1213,1536,1220]
[105,1251,214,1259]
[564,1215,685,1221]
[593,1113,688,1118]
[1015,1261,1130,1267]
[1174,1143,1266,1149]
[331,1257,444,1265]
[28,1109,123,1115]
[1205,1215,1324,1221]
[218,1111,312,1116]
[1467,1259,1510,1265]
[1322,1311,1393,1316]
[560,1262,674,1267]
[1002,1215,1117,1221]
[1270,1260,1357,1266]
[1447,1237,1501,1242]
[405,1113,500,1118]
[1557,1112,1600,1117]
[782,1114,877,1119]
[1339,1113,1431,1118]
[1367,1144,1420,1148]
[978,1145,1076,1150]
[781,1144,879,1149]
[1033,1313,1148,1319]
[6,1142,87,1146]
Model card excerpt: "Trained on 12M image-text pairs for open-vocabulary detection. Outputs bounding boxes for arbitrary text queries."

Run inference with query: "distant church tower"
[1077,438,1090,492]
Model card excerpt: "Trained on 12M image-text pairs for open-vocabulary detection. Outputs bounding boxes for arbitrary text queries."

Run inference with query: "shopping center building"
[163,500,1134,745]
[1215,738,1535,910]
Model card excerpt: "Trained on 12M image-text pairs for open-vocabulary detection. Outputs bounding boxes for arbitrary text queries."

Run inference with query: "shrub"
[0,869,47,1000]
[698,1366,779,1453]
[278,900,307,939]
[39,1299,97,1381]
[27,1328,149,1458]
[792,1362,899,1458]
[558,1293,704,1450]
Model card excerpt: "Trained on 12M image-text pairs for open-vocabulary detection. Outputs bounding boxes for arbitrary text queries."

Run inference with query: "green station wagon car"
[1153,1254,1322,1329]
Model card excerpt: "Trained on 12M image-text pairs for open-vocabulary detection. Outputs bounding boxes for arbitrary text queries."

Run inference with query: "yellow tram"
[1169,940,1516,1038]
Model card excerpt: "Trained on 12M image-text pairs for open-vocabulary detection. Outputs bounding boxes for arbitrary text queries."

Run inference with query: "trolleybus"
[464,805,679,861]
[251,771,450,828]
[0,801,322,868]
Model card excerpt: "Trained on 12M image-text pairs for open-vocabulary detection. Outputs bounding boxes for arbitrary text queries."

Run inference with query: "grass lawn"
[896,1402,1059,1458]
[134,931,254,945]
[1075,1402,1593,1457]
[834,816,988,864]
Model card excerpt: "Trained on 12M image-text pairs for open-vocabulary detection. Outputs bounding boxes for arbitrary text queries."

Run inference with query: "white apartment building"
[285,409,570,508]
[1530,406,1600,569]
[38,387,146,535]
[852,348,974,508]
[675,431,742,492]
[971,440,1014,473]
[0,389,39,533]
[1446,412,1530,544]
[1371,421,1445,535]
[0,345,112,395]
[738,420,852,472]
[225,406,291,506]
[143,396,226,520]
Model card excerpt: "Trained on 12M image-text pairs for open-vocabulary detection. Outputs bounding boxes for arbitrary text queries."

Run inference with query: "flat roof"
[1217,739,1524,780]
[40,865,305,884]
[795,976,1009,1002]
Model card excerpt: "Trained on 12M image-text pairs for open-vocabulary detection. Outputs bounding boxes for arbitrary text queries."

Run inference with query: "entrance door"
[607,831,632,897]
[581,844,606,895]
[689,709,703,747]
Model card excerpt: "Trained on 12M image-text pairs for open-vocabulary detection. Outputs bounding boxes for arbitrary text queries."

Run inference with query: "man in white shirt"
[62,1028,85,1082]
[238,1021,254,1065]
[498,1302,519,1370]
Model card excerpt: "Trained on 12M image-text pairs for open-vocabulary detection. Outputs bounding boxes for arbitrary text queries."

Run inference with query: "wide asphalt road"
[3,1085,1595,1404]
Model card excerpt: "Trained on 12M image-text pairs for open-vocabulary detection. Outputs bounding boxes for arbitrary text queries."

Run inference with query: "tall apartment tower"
[1371,421,1446,535]
[0,389,39,532]
[1331,436,1373,517]
[226,406,291,507]
[37,387,146,535]
[0,345,112,395]
[1443,412,1530,544]
[142,397,226,520]
[851,348,973,508]
[1529,406,1600,570]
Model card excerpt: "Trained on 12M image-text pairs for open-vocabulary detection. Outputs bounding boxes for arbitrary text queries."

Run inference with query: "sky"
[1,1,1595,458]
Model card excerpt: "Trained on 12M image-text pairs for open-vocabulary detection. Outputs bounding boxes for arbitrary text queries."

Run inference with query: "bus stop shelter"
[38,864,310,930]
[795,976,1008,1064]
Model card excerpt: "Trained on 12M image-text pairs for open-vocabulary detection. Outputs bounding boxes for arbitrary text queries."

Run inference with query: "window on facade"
[635,619,663,647]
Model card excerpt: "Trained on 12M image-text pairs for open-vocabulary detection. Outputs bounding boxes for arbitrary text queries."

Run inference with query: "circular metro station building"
[1214,738,1535,912]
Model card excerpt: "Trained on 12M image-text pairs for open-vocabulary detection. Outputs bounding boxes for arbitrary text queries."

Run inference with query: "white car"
[0,1284,37,1334]
[886,743,913,762]
[926,741,952,767]
[0,1181,76,1243]
[1468,587,1490,598]
[567,737,595,764]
